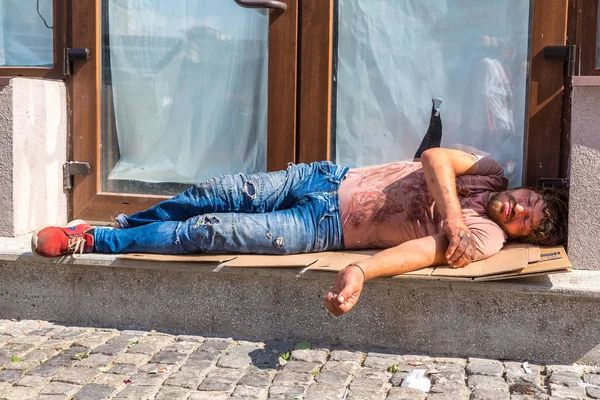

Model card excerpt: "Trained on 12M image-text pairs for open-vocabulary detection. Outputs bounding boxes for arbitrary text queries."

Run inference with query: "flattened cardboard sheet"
[431,243,534,278]
[117,244,570,281]
[224,253,323,268]
[474,246,571,281]
[308,250,434,276]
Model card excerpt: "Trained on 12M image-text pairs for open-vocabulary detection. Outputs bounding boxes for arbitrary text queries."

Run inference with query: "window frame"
[0,0,67,79]
[69,0,298,222]
[575,0,600,76]
[300,0,572,188]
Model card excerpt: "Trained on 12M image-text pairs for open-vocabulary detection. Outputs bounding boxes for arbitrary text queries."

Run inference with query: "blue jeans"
[94,161,349,255]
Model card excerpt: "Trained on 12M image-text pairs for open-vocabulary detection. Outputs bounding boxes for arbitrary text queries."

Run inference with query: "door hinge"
[64,48,90,76]
[63,161,91,190]
[543,45,576,77]
[536,177,569,189]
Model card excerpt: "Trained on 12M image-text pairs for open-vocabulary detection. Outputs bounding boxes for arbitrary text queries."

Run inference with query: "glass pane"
[0,0,53,66]
[333,0,531,187]
[100,0,269,195]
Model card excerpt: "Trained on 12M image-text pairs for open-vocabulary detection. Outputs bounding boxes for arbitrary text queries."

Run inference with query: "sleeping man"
[32,148,568,316]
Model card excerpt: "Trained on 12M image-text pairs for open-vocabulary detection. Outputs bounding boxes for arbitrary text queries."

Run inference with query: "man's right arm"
[324,234,449,317]
[420,148,483,268]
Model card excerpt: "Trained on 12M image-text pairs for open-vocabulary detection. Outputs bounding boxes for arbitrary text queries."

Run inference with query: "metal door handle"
[234,0,287,12]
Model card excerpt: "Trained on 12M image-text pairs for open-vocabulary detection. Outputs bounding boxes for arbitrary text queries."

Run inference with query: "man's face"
[486,188,545,239]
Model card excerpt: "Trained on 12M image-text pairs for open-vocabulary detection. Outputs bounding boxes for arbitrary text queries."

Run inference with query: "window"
[0,0,66,78]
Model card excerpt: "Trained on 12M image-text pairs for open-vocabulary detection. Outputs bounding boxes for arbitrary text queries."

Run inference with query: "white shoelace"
[67,235,87,258]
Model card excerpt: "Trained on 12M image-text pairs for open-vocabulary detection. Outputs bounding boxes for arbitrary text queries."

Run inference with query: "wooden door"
[69,0,298,222]
[526,0,571,185]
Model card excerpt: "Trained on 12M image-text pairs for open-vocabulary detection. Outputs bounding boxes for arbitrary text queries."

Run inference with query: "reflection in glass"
[101,0,268,195]
[334,0,530,187]
[0,0,53,66]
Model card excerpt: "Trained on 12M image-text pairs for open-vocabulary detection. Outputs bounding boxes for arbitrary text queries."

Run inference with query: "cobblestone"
[0,320,599,399]
[386,386,427,400]
[304,382,346,399]
[72,383,117,400]
[38,381,81,397]
[0,385,40,399]
[467,358,505,377]
[230,384,268,399]
[550,371,584,387]
[549,383,587,399]
[52,367,98,385]
[14,375,49,389]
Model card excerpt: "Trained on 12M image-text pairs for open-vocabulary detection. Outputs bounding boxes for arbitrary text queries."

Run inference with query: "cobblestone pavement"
[0,320,599,400]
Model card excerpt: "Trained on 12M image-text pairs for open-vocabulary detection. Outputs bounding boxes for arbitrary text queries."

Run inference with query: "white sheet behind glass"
[106,0,268,184]
[335,0,530,187]
[0,0,53,66]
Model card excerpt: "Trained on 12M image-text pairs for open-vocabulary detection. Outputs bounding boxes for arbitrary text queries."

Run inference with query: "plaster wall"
[0,78,67,236]
[0,85,14,236]
[568,78,600,270]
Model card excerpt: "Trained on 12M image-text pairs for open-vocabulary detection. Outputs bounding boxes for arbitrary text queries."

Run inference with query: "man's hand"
[324,265,365,317]
[443,218,477,268]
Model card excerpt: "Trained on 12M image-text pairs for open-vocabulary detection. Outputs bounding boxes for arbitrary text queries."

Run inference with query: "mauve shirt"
[338,156,508,259]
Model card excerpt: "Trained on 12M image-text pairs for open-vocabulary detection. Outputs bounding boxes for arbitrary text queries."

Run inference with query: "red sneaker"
[31,220,95,257]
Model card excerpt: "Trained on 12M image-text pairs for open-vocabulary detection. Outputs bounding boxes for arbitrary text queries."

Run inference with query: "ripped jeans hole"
[242,181,257,199]
[274,237,285,247]
[194,215,220,228]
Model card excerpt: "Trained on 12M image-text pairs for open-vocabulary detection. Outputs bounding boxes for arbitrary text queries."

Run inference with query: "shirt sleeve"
[471,155,509,192]
[466,215,507,260]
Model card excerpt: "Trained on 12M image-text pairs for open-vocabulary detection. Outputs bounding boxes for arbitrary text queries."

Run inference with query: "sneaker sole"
[31,219,88,257]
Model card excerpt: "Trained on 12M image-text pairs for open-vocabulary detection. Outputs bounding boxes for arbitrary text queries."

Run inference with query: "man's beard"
[487,192,517,226]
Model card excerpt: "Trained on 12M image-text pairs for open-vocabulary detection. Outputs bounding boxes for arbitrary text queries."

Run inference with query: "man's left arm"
[324,234,448,317]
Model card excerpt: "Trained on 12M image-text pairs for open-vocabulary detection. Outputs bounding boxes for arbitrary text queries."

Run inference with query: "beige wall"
[0,78,67,236]
[568,77,600,270]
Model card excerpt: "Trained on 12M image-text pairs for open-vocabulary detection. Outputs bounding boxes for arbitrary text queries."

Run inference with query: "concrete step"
[1,237,599,365]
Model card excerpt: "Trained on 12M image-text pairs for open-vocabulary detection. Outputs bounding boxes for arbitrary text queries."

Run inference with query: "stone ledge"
[2,236,597,299]
[3,235,600,364]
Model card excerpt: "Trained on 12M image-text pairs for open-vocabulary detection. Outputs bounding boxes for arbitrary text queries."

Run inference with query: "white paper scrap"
[401,369,431,392]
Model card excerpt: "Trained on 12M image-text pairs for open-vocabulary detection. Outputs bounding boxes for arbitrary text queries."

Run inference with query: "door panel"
[330,0,532,188]
[70,0,297,222]
[526,0,569,185]
[101,2,270,194]
[299,0,569,189]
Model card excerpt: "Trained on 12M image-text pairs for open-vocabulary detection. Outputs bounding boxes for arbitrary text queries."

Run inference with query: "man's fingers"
[446,230,469,259]
[323,293,343,317]
[453,252,472,268]
[448,232,477,265]
[445,238,459,259]
[448,237,468,264]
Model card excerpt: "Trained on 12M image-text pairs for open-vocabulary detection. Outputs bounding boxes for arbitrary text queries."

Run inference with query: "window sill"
[572,76,600,87]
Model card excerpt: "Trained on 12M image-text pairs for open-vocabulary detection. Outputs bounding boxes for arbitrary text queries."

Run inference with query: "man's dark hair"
[520,187,569,246]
